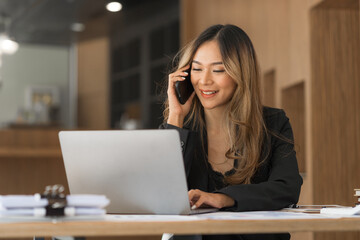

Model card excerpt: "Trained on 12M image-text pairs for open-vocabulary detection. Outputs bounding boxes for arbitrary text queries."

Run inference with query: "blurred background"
[0,0,359,239]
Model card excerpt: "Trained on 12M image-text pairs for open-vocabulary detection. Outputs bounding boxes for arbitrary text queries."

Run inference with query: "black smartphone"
[175,66,194,105]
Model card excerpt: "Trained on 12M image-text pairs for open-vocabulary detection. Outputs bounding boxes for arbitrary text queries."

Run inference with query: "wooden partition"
[282,82,305,174]
[311,1,360,240]
[77,16,110,130]
[262,69,276,108]
[0,128,68,195]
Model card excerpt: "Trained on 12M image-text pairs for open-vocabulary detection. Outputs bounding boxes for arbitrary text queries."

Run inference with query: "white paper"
[66,195,110,208]
[106,214,201,222]
[0,215,106,223]
[0,195,48,208]
[0,207,106,217]
[196,211,341,220]
[320,205,360,216]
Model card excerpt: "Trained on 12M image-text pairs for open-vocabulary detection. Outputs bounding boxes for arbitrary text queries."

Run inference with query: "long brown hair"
[163,24,267,184]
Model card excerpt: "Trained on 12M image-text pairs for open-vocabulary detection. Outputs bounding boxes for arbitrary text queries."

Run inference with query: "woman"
[161,24,302,240]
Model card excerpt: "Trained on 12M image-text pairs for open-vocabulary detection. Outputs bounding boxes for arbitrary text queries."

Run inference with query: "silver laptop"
[59,129,217,215]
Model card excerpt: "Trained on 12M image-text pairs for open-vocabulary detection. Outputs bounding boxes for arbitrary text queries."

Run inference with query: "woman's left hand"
[188,189,235,209]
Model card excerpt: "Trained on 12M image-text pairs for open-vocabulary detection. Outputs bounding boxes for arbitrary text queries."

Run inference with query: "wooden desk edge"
[0,217,359,238]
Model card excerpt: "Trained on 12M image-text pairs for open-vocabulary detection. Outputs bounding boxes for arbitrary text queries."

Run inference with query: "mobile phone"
[175,66,194,105]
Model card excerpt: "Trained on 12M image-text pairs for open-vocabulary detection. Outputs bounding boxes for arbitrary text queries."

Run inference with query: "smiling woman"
[160,24,303,240]
[190,41,237,111]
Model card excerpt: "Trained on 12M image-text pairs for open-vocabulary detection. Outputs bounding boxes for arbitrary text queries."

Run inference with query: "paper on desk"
[0,194,109,209]
[196,211,341,220]
[320,205,360,216]
[105,210,339,222]
[106,214,201,222]
[66,195,110,208]
[0,207,106,217]
[0,195,47,208]
[0,215,106,223]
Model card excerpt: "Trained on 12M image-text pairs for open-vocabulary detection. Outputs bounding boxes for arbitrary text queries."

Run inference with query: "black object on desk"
[41,184,67,216]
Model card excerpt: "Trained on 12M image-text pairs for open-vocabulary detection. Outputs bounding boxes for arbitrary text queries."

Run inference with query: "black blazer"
[161,107,303,240]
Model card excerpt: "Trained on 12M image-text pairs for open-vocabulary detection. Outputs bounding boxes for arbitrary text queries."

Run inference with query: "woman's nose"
[199,70,212,85]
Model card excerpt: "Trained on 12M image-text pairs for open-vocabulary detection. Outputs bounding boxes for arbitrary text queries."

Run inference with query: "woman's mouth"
[200,90,218,98]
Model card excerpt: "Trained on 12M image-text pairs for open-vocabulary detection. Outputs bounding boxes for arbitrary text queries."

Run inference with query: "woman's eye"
[213,70,225,73]
[192,68,202,71]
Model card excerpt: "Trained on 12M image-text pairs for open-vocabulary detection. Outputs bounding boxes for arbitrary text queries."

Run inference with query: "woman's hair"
[163,24,266,185]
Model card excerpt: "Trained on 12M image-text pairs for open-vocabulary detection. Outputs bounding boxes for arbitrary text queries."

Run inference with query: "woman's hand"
[167,65,195,128]
[188,189,235,209]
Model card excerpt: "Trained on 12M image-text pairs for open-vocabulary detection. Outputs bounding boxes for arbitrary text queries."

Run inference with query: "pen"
[288,204,298,208]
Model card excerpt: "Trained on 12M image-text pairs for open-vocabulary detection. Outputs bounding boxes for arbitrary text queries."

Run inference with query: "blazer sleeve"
[215,110,303,211]
[159,123,196,178]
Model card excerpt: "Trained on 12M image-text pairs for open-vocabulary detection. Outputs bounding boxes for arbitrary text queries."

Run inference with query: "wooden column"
[311,1,360,239]
[77,16,110,130]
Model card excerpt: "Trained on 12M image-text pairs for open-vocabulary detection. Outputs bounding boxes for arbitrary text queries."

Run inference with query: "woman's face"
[191,40,237,111]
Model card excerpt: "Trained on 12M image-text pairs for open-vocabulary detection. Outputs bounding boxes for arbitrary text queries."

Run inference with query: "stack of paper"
[0,194,110,217]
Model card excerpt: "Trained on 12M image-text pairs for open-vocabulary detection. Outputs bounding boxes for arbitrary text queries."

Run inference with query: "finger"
[171,75,187,82]
[191,195,206,210]
[188,189,196,202]
[188,190,202,206]
[169,73,188,85]
[167,76,184,96]
[188,189,201,200]
[177,70,189,77]
[189,189,204,209]
[178,64,191,72]
[169,67,189,78]
[169,67,190,81]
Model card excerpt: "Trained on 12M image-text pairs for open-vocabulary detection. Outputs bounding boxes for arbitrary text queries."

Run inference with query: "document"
[0,194,109,219]
[282,205,345,213]
[0,195,47,208]
[105,211,338,222]
[320,205,360,216]
[66,195,110,208]
[196,211,340,220]
[106,214,201,222]
[0,194,109,209]
[0,207,106,217]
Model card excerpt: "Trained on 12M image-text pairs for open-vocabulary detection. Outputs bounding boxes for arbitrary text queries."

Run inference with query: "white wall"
[0,44,70,127]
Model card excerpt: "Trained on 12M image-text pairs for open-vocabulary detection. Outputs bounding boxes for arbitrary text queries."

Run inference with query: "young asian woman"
[160,24,302,240]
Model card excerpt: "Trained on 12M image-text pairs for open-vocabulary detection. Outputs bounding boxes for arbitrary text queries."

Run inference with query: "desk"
[0,217,359,238]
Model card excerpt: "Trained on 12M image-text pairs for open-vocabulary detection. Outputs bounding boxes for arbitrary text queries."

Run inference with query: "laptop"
[59,129,217,215]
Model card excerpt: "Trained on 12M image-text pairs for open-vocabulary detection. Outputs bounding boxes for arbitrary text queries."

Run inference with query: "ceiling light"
[71,23,85,32]
[106,2,122,12]
[0,35,19,55]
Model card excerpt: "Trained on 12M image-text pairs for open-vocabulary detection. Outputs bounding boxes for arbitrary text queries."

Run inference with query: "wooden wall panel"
[77,16,110,130]
[0,157,68,195]
[0,129,68,195]
[311,0,360,206]
[311,1,360,240]
[282,82,305,174]
[262,69,276,108]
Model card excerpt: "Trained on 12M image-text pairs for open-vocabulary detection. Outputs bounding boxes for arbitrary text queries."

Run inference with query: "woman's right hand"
[167,65,195,128]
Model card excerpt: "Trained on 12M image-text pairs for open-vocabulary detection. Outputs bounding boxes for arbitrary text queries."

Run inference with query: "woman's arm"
[188,189,235,209]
